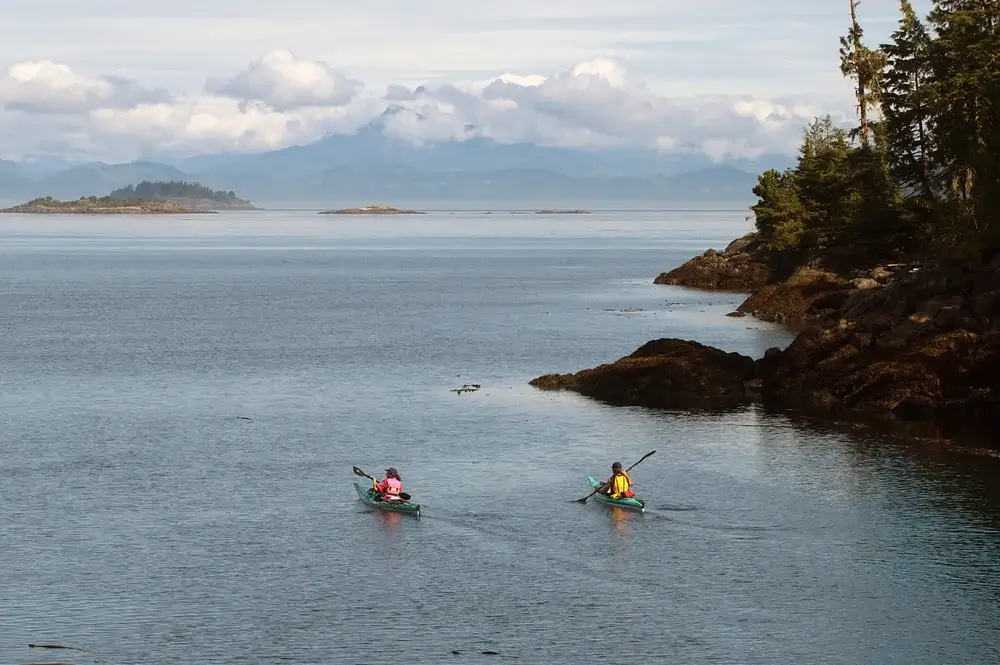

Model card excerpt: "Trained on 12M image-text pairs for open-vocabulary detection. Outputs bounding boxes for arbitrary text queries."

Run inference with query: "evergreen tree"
[839,0,886,146]
[751,168,805,250]
[926,0,1000,243]
[749,0,1000,256]
[794,116,853,246]
[880,0,936,202]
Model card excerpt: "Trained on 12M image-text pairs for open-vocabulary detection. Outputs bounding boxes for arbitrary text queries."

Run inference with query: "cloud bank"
[0,50,854,162]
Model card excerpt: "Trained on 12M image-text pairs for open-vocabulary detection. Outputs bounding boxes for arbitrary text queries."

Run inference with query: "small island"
[109,180,257,211]
[0,196,213,214]
[319,205,427,215]
[319,205,425,215]
[534,209,590,214]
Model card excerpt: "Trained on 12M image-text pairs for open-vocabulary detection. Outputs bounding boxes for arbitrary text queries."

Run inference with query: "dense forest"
[751,0,999,261]
[109,180,240,201]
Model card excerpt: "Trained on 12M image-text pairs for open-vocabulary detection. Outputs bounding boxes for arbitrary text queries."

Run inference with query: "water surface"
[2,210,998,665]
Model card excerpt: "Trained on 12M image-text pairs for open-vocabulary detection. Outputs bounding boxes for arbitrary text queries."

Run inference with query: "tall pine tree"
[926,0,1000,244]
[839,0,885,146]
[880,0,936,203]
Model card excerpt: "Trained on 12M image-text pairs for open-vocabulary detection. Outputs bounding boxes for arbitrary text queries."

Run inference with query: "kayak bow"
[586,476,645,513]
[354,482,421,517]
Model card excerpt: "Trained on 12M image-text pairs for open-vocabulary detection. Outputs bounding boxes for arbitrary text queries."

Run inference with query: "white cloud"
[0,51,854,162]
[205,50,362,110]
[373,57,844,159]
[0,60,170,114]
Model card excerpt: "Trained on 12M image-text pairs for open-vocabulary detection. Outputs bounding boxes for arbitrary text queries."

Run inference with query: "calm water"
[1,210,998,665]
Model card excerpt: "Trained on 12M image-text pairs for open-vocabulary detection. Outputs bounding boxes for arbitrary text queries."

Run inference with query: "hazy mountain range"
[0,109,792,206]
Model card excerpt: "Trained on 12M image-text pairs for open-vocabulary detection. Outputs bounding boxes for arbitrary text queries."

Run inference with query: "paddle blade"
[352,466,373,479]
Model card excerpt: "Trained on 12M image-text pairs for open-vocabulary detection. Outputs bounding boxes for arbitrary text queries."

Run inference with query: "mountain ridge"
[0,126,794,204]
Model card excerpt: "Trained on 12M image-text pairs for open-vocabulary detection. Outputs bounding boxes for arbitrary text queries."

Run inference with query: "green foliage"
[751,169,805,250]
[109,180,240,201]
[750,0,1000,258]
[839,1,887,146]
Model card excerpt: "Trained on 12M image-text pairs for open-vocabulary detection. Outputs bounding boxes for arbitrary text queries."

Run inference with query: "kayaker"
[601,461,635,499]
[373,467,404,502]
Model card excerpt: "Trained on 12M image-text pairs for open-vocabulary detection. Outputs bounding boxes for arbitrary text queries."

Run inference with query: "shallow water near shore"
[2,210,999,665]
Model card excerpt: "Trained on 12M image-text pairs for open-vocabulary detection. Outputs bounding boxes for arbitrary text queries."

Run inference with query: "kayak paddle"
[573,449,656,504]
[352,465,412,501]
[352,465,375,480]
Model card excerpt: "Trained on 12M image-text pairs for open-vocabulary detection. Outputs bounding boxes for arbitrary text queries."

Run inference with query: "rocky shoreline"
[532,233,1000,449]
[0,196,213,214]
[162,196,256,211]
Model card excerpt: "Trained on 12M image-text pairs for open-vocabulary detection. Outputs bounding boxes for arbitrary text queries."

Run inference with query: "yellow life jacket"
[608,472,632,497]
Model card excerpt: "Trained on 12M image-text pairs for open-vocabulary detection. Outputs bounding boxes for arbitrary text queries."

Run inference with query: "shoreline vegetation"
[531,0,1000,452]
[1,180,256,214]
[109,180,257,210]
[319,205,425,215]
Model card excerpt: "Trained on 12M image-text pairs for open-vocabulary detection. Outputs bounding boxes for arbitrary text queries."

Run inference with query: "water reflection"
[607,507,637,552]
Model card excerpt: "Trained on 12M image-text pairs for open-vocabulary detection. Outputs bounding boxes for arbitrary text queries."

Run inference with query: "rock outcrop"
[756,257,1000,428]
[162,196,256,211]
[530,338,756,410]
[653,234,772,291]
[533,252,1000,443]
[0,196,211,214]
[319,205,425,215]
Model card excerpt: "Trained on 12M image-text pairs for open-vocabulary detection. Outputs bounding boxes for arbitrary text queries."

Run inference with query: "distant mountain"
[167,107,792,181]
[3,161,189,201]
[0,118,791,205]
[0,159,29,197]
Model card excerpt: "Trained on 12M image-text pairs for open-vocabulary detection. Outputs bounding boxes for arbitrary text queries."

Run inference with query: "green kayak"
[354,482,421,517]
[587,476,645,513]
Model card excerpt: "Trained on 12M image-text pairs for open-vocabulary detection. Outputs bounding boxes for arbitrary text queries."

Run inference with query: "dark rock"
[736,266,855,324]
[654,233,771,291]
[530,339,755,410]
[536,246,1000,445]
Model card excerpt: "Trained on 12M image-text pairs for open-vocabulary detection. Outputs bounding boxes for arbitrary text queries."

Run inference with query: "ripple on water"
[2,212,999,665]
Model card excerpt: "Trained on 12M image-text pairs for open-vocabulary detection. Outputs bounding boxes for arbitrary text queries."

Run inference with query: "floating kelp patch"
[450,384,481,394]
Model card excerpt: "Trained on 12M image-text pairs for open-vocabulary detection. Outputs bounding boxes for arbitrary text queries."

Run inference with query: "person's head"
[385,467,400,480]
[611,461,622,475]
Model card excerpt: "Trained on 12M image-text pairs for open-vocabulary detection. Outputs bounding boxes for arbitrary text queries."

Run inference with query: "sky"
[0,0,932,163]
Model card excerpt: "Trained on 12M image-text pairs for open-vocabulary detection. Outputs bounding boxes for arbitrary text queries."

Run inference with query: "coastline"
[531,231,1000,453]
[0,197,215,214]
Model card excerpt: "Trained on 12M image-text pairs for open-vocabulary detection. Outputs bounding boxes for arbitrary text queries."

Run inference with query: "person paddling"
[601,461,635,499]
[373,467,404,502]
